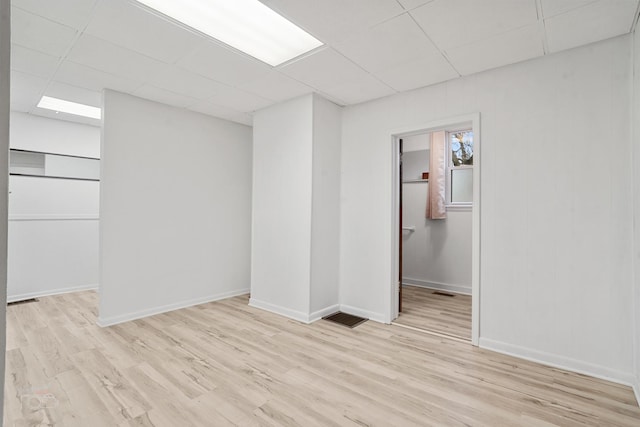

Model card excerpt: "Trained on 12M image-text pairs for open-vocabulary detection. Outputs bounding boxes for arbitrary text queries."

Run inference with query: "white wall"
[251,95,314,319]
[402,182,472,294]
[251,93,341,322]
[8,177,99,301]
[10,112,100,157]
[632,26,640,404]
[310,95,341,315]
[403,133,429,152]
[0,0,10,420]
[7,113,101,302]
[99,90,252,325]
[340,35,635,384]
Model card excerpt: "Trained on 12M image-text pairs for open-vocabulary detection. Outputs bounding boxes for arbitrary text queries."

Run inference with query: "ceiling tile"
[545,0,637,53]
[206,86,272,112]
[31,108,101,127]
[54,61,142,93]
[260,0,404,44]
[397,0,435,10]
[84,0,205,63]
[188,101,253,126]
[280,48,367,94]
[335,13,442,73]
[10,101,32,113]
[321,73,396,105]
[10,71,48,109]
[540,0,600,18]
[12,0,97,30]
[133,85,199,108]
[66,34,169,82]
[149,65,229,100]
[11,44,60,78]
[177,41,271,87]
[411,0,538,50]
[374,55,458,92]
[45,81,102,108]
[238,71,314,102]
[446,24,544,76]
[11,7,78,57]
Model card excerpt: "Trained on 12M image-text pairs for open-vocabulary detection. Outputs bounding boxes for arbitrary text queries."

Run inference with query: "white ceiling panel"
[397,0,435,10]
[411,0,538,50]
[540,0,599,18]
[10,71,48,108]
[66,34,168,82]
[32,108,101,126]
[374,55,458,92]
[54,61,142,93]
[11,44,60,78]
[11,7,78,57]
[545,0,637,53]
[12,0,97,30]
[206,86,273,113]
[321,73,396,105]
[335,14,440,73]
[188,101,253,126]
[446,24,544,76]
[84,0,205,63]
[7,0,640,125]
[260,0,404,44]
[149,66,229,100]
[133,85,199,108]
[177,41,271,88]
[238,71,315,103]
[280,48,368,94]
[45,81,102,108]
[10,101,32,113]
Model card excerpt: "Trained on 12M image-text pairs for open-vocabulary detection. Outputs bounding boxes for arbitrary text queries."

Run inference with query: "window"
[447,130,473,206]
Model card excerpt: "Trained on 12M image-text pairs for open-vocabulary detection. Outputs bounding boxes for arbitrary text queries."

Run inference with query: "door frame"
[390,113,481,346]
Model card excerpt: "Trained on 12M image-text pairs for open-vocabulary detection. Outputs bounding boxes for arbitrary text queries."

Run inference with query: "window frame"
[445,129,473,209]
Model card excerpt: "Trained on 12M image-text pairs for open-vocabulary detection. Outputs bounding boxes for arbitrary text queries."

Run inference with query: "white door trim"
[389,113,481,346]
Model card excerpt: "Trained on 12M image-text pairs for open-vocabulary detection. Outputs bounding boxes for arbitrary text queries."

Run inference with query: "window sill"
[446,205,472,212]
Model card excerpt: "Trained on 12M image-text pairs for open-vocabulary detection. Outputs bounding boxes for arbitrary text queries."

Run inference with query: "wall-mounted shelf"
[402,179,428,183]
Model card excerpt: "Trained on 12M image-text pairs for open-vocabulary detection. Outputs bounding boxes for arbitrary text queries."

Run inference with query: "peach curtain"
[426,131,447,219]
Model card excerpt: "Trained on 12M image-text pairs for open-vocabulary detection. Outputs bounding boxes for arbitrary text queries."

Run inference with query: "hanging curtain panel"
[426,131,447,219]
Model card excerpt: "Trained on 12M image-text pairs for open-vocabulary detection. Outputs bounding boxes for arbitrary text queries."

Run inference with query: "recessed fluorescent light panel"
[37,96,102,120]
[135,0,323,66]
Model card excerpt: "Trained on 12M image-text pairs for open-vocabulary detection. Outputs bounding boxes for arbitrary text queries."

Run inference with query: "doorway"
[390,114,480,345]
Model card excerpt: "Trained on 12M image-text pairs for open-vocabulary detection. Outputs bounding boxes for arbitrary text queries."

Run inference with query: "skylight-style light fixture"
[37,96,102,119]
[134,0,323,66]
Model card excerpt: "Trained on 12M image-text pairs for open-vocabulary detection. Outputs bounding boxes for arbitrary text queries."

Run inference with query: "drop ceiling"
[9,0,640,127]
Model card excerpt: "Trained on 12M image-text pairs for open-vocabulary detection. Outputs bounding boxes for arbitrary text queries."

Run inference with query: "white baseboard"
[8,284,98,303]
[402,277,471,295]
[633,376,640,407]
[98,288,250,327]
[309,304,340,323]
[247,300,387,325]
[479,337,638,390]
[339,304,387,324]
[248,298,312,324]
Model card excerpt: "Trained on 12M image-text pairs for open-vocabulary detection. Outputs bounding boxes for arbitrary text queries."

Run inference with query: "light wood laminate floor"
[4,291,640,426]
[395,285,472,340]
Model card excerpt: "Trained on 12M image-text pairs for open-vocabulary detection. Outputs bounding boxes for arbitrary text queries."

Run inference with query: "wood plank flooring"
[395,285,472,340]
[4,291,640,426]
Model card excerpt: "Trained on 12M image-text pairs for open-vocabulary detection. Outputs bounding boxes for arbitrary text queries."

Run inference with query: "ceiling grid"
[9,0,639,126]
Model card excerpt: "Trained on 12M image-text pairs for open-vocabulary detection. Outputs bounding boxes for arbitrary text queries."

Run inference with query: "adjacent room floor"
[394,285,472,340]
[4,291,639,426]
